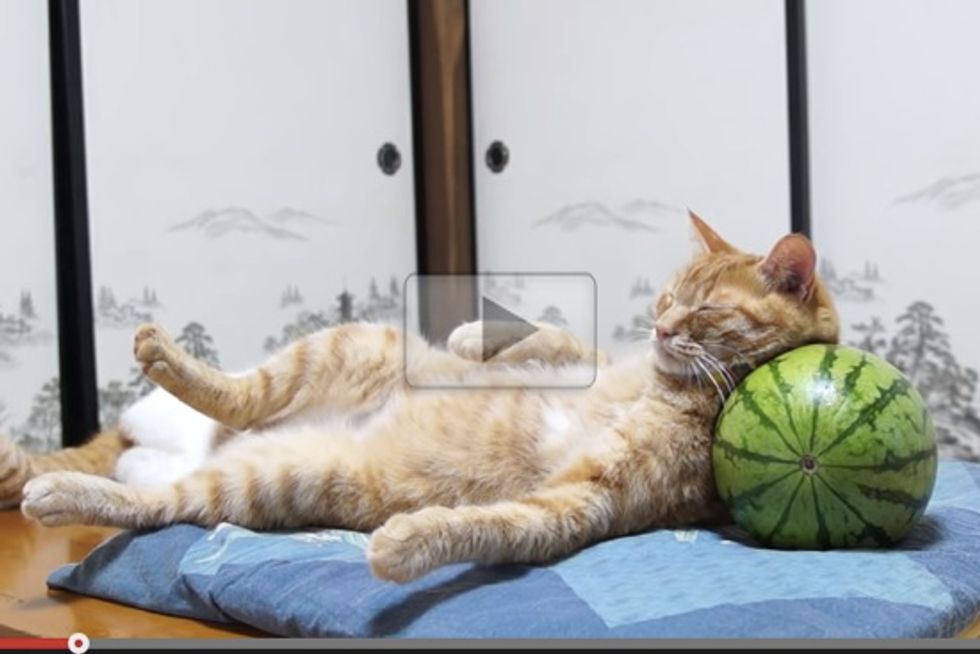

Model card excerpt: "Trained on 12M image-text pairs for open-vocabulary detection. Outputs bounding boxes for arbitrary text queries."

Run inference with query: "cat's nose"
[655,324,675,342]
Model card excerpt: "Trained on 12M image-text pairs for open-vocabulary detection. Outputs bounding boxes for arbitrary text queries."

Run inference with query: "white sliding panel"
[809,0,980,460]
[80,0,416,424]
[470,0,792,352]
[0,1,62,450]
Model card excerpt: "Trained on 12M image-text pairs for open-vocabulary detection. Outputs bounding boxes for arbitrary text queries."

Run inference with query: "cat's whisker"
[693,358,726,407]
[700,355,734,395]
[627,327,654,342]
[684,360,701,390]
[702,341,754,370]
[695,353,730,393]
[688,361,705,391]
[701,352,736,392]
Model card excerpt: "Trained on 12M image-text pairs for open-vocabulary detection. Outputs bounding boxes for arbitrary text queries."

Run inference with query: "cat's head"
[650,211,839,385]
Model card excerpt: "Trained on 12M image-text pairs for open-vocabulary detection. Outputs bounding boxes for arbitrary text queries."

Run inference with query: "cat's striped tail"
[0,429,130,503]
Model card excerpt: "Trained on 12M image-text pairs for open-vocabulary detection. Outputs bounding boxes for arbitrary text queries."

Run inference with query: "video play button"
[403,272,596,388]
[480,296,538,361]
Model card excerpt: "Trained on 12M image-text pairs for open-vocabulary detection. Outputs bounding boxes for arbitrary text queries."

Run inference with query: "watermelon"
[713,343,937,549]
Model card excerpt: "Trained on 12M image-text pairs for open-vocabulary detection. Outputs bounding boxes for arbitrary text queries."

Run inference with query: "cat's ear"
[759,233,817,301]
[689,210,737,254]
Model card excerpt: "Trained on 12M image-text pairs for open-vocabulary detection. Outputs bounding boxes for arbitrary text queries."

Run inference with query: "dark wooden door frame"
[49,0,100,447]
[785,0,811,238]
[407,0,479,343]
[407,0,477,277]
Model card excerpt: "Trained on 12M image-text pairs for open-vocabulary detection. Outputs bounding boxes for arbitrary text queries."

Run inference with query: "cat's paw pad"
[447,321,484,361]
[21,472,106,526]
[367,509,452,583]
[133,323,176,365]
[133,323,182,385]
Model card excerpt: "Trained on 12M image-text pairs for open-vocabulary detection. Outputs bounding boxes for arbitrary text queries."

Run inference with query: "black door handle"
[485,140,509,173]
[377,142,401,175]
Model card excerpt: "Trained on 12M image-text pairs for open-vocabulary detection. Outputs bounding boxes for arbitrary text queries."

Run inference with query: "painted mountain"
[268,207,334,229]
[169,207,331,241]
[893,173,980,210]
[620,198,684,217]
[535,199,684,233]
[535,202,658,232]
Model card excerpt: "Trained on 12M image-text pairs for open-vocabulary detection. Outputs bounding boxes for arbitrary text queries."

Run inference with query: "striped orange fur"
[0,429,128,503]
[14,213,839,583]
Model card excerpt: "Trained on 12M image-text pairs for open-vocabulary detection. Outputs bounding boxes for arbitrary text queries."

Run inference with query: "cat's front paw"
[367,508,455,583]
[447,321,484,362]
[21,471,115,527]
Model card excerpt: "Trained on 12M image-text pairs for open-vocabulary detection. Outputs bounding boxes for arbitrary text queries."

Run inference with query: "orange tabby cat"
[4,213,838,583]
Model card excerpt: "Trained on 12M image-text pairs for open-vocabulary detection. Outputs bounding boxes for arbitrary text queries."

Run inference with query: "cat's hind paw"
[134,323,175,365]
[133,323,183,387]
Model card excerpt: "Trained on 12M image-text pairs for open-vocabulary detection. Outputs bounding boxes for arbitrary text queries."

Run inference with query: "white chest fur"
[114,388,220,486]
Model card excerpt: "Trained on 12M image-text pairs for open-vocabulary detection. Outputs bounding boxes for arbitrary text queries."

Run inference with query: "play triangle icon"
[481,296,539,362]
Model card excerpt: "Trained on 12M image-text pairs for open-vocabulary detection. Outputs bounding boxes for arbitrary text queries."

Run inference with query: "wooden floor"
[0,509,262,638]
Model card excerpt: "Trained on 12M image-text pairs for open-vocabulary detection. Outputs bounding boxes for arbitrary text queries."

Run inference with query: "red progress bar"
[0,639,67,650]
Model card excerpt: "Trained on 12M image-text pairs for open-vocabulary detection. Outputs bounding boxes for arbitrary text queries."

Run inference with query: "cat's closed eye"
[656,292,675,316]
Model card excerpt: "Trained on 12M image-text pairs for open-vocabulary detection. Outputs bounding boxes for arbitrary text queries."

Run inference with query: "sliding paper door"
[0,1,62,451]
[79,0,417,423]
[470,0,792,351]
[808,0,980,460]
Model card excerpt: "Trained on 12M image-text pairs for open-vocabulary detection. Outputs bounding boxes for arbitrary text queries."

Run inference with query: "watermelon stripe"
[854,482,930,512]
[839,353,870,396]
[815,377,912,458]
[767,361,806,453]
[809,477,832,549]
[765,475,806,544]
[815,473,893,546]
[737,387,802,457]
[713,438,798,465]
[808,346,839,452]
[822,446,935,472]
[728,467,800,506]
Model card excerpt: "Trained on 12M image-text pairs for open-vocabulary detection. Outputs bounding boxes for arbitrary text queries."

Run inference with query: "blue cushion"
[48,461,980,638]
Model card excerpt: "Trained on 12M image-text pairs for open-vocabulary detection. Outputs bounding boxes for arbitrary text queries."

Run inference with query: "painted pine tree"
[128,365,156,399]
[264,310,331,352]
[19,290,36,320]
[19,377,61,450]
[850,300,980,461]
[538,305,568,327]
[851,317,888,357]
[99,380,136,427]
[337,290,354,323]
[175,322,220,368]
[886,301,950,395]
[98,286,117,315]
